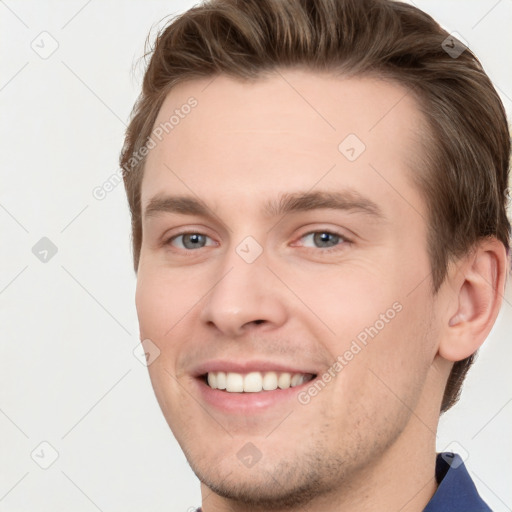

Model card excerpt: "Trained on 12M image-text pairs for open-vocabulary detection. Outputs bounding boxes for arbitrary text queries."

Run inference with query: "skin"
[134,69,507,511]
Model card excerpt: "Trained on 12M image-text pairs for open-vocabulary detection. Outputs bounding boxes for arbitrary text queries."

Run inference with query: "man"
[120,0,510,510]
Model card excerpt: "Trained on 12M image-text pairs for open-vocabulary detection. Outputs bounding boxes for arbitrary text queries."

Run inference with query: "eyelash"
[164,229,352,253]
[297,231,352,252]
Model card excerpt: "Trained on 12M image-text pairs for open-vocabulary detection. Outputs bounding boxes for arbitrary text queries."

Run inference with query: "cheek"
[284,260,401,347]
[355,285,435,378]
[135,265,197,339]
[350,298,434,415]
[135,277,168,339]
[316,276,435,415]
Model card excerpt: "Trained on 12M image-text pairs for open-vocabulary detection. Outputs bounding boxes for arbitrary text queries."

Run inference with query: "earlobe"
[439,239,507,362]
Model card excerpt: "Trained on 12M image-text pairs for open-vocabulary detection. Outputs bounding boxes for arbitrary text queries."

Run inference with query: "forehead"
[141,69,427,222]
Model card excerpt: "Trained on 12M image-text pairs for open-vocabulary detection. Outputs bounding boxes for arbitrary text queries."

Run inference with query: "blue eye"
[165,230,350,253]
[168,233,213,250]
[300,231,346,249]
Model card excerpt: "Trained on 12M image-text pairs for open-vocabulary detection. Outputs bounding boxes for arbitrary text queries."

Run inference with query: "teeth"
[206,371,312,393]
[291,374,305,386]
[278,372,291,389]
[216,371,227,390]
[262,371,278,391]
[207,372,217,389]
[226,372,244,392]
[243,372,262,392]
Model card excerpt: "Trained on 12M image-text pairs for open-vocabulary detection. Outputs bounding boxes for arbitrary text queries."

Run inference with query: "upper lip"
[192,360,319,378]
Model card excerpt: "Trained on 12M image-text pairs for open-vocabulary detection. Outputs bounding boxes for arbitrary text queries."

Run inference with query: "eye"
[298,230,350,250]
[166,232,215,250]
[164,230,350,252]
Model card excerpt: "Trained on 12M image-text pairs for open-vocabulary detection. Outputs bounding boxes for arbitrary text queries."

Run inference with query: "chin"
[194,464,326,510]
[184,442,347,510]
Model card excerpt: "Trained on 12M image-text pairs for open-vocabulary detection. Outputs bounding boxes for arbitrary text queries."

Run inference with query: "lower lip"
[194,377,316,414]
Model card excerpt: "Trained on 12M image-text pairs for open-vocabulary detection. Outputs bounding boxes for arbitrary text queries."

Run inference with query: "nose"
[198,244,288,338]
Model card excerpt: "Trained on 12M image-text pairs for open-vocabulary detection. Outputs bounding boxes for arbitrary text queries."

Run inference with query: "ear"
[438,238,509,362]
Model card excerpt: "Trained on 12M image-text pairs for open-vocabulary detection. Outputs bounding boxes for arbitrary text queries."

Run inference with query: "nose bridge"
[199,236,287,335]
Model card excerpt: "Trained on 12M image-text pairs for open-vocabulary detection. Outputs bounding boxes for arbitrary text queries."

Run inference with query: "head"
[121,0,510,507]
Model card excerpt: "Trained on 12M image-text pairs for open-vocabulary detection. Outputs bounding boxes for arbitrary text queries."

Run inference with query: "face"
[135,70,444,507]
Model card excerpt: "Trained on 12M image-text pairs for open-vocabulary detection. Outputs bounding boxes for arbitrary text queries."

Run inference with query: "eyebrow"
[143,190,385,222]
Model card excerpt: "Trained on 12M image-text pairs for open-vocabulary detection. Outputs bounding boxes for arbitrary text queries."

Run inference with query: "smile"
[205,371,316,393]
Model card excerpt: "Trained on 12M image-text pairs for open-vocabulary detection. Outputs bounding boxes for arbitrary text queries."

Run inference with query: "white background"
[0,1,511,510]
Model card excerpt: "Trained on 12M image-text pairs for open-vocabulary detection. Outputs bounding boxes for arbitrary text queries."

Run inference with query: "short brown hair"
[120,0,511,413]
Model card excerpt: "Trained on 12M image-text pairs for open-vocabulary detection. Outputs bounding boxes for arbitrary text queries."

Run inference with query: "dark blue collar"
[423,452,491,511]
[195,452,491,511]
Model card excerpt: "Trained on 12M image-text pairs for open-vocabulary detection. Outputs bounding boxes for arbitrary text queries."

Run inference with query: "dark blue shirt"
[195,452,491,511]
[423,452,491,511]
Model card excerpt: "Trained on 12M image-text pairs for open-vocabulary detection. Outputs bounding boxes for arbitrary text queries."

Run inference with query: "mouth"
[192,361,322,413]
[202,370,317,393]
